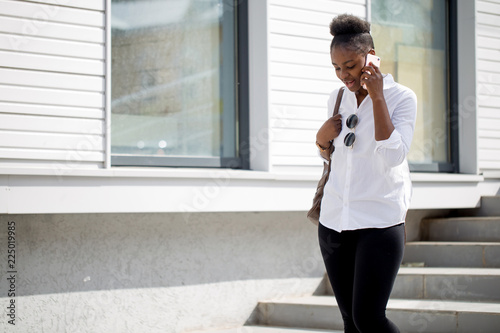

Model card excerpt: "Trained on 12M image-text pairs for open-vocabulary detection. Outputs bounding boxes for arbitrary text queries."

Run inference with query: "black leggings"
[318,222,405,333]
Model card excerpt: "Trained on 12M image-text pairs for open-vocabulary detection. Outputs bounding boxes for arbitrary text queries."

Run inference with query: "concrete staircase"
[199,196,500,333]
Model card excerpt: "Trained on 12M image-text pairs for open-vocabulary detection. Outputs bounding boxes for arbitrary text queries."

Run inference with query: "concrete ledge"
[0,170,496,214]
[0,168,485,182]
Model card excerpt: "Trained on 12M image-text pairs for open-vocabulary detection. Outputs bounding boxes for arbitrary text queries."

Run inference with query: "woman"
[316,14,417,333]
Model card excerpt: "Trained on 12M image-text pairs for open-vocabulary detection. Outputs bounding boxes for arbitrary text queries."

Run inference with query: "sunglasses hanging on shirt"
[344,114,359,148]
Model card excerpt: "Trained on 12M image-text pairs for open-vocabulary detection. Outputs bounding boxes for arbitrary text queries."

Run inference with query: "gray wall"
[0,212,324,332]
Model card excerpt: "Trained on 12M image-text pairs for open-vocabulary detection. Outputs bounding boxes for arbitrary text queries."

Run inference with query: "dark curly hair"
[329,14,374,54]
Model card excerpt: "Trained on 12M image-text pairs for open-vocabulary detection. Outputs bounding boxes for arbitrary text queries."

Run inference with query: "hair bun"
[329,14,370,37]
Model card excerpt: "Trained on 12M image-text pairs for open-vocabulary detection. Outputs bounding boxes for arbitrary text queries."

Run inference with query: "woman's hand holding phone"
[361,54,383,98]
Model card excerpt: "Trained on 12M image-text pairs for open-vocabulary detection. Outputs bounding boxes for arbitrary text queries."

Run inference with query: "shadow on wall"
[0,211,324,297]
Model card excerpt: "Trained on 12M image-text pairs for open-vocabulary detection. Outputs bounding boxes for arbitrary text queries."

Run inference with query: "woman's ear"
[368,49,376,56]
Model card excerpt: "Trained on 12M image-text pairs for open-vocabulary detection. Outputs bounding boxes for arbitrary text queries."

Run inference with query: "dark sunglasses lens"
[346,114,359,129]
[344,132,356,147]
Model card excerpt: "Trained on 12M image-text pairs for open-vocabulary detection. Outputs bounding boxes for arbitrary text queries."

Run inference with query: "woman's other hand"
[316,113,343,149]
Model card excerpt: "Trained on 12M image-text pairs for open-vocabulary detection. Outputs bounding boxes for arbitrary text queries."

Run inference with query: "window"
[111,0,248,168]
[371,0,457,172]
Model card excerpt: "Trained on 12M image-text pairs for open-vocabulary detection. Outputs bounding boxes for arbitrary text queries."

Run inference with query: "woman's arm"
[362,64,417,167]
[373,90,417,167]
[362,62,395,141]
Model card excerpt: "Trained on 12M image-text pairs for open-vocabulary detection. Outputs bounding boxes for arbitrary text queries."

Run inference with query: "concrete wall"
[0,212,324,333]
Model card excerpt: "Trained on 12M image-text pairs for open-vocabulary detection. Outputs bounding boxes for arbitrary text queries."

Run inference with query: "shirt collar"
[382,73,397,90]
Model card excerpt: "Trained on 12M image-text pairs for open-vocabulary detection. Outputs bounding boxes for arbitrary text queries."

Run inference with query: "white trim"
[0,174,314,214]
[0,169,495,214]
[248,0,271,171]
[105,0,111,169]
[457,0,479,174]
[366,0,371,22]
[0,167,485,182]
[410,173,483,183]
[0,178,489,214]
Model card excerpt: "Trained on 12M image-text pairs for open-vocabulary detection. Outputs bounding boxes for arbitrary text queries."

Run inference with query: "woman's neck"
[355,88,369,107]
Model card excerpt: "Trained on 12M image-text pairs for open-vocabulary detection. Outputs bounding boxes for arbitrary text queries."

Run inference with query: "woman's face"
[331,45,366,93]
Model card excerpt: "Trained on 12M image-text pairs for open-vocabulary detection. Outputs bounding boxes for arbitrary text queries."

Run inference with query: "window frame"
[110,0,250,170]
[368,0,459,173]
[408,0,459,173]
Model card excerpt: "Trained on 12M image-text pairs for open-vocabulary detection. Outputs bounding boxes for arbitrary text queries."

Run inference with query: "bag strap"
[333,87,345,117]
[326,87,345,156]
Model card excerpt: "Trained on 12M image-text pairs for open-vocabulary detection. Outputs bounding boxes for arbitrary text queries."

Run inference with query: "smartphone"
[362,54,381,89]
[365,53,381,68]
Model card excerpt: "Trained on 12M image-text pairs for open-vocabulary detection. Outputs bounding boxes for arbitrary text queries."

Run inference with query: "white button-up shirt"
[319,74,417,232]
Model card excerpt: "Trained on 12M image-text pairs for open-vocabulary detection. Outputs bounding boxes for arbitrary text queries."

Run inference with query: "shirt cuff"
[317,148,330,164]
[375,129,402,151]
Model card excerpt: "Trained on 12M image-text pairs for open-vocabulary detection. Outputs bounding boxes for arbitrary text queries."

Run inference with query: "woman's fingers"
[364,61,380,73]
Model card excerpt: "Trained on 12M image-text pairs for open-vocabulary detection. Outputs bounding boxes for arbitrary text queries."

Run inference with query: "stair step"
[403,241,500,268]
[323,267,500,302]
[189,326,342,333]
[258,296,500,333]
[422,217,500,242]
[392,267,500,302]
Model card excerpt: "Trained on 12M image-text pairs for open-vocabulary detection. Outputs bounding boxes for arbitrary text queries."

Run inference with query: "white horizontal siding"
[270,62,335,81]
[0,32,103,59]
[478,129,500,139]
[0,0,105,168]
[0,85,103,108]
[269,0,365,173]
[0,114,103,135]
[272,128,317,143]
[0,68,105,92]
[0,0,104,26]
[0,130,103,151]
[21,0,105,11]
[270,0,365,13]
[270,105,326,121]
[477,0,500,173]
[269,33,330,54]
[0,15,104,43]
[0,50,104,75]
[270,47,332,68]
[0,102,104,119]
[271,91,333,108]
[271,77,334,95]
[0,159,101,169]
[0,147,103,162]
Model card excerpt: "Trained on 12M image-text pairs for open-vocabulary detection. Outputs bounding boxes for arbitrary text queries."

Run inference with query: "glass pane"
[111,0,237,160]
[371,0,449,164]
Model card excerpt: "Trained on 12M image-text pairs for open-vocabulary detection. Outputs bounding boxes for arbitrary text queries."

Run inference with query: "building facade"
[0,0,499,332]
